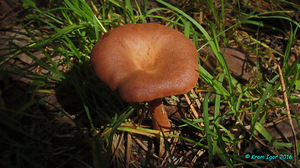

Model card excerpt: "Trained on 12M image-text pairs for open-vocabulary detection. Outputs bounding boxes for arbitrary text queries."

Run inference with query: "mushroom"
[91,23,199,133]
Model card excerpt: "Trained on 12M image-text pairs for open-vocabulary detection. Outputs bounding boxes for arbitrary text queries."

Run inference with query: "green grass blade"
[250,75,279,138]
[203,93,213,167]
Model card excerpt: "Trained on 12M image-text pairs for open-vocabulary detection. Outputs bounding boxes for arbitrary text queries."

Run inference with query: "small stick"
[184,93,199,119]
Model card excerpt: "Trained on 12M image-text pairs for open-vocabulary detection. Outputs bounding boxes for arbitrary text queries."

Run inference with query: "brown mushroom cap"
[91,23,199,102]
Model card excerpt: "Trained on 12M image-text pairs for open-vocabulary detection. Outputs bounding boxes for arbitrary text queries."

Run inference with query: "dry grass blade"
[126,132,132,168]
[132,136,159,159]
[191,89,202,110]
[275,61,298,166]
[158,136,164,167]
[184,93,199,119]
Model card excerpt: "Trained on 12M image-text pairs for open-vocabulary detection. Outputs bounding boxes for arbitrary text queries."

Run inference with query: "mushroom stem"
[148,98,171,133]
